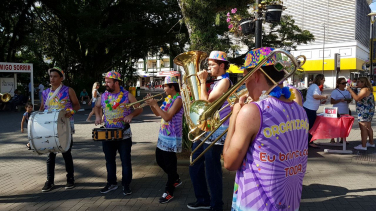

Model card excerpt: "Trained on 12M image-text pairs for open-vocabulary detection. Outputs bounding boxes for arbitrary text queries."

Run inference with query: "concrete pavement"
[0,89,376,211]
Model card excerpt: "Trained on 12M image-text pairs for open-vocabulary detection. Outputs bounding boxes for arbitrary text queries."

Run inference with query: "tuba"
[174,49,306,165]
[0,93,11,102]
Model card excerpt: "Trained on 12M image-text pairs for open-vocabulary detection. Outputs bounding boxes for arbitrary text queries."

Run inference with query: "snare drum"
[28,109,71,154]
[92,128,123,141]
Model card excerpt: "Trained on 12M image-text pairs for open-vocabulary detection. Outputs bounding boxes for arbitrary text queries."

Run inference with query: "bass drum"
[28,109,71,154]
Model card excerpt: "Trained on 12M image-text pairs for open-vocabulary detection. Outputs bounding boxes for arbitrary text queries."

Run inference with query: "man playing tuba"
[187,51,231,211]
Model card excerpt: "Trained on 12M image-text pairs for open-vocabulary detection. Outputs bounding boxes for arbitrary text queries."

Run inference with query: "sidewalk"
[0,89,376,211]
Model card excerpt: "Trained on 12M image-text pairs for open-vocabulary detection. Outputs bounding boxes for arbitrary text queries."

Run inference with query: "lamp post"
[255,0,262,48]
[368,12,376,82]
[322,23,326,75]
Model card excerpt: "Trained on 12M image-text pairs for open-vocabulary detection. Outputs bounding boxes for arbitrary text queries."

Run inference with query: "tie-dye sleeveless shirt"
[157,96,184,153]
[101,88,131,129]
[232,97,308,211]
[203,77,232,145]
[42,85,75,132]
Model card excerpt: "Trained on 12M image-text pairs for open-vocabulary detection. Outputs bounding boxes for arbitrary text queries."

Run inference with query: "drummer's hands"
[123,115,133,123]
[197,69,208,84]
[95,117,103,126]
[65,111,73,118]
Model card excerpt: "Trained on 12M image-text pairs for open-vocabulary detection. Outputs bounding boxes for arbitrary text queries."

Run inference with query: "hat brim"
[48,68,65,80]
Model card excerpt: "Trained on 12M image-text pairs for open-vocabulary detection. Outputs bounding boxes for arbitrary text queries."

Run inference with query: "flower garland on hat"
[104,87,126,111]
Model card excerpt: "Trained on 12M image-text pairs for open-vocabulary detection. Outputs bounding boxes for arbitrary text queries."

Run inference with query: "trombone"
[124,93,164,109]
[176,49,306,166]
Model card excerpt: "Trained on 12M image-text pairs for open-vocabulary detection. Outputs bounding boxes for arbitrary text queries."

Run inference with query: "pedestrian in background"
[330,77,351,143]
[21,102,33,150]
[87,82,101,122]
[38,82,45,101]
[346,77,375,150]
[303,74,328,148]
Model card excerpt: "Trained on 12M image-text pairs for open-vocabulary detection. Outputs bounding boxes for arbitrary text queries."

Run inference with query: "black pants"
[155,147,179,195]
[46,138,74,183]
[304,107,317,143]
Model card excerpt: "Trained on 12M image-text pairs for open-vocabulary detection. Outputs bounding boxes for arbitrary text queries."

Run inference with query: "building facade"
[284,0,371,88]
[135,54,176,88]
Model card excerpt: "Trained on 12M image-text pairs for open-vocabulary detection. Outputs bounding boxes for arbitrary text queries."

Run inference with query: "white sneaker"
[354,144,367,151]
[366,143,375,148]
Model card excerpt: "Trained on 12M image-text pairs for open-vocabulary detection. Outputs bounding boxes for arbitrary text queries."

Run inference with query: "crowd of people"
[18,47,376,211]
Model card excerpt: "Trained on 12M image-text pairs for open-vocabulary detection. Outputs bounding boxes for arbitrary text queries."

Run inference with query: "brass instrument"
[124,93,164,109]
[174,49,306,165]
[0,93,11,102]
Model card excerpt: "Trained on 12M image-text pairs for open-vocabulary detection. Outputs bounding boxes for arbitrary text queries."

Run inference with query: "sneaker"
[100,184,118,193]
[187,201,211,210]
[42,181,54,192]
[65,179,75,189]
[354,144,367,151]
[26,144,31,150]
[123,186,132,195]
[174,178,182,188]
[366,143,375,148]
[159,192,174,204]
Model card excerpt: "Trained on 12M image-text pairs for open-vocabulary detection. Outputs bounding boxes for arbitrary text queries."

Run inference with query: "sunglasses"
[340,82,347,85]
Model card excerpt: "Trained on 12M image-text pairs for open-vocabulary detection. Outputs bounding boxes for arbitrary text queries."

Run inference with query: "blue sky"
[371,2,376,12]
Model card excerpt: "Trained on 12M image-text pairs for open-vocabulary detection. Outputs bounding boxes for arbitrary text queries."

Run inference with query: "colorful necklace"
[161,93,180,111]
[104,87,125,111]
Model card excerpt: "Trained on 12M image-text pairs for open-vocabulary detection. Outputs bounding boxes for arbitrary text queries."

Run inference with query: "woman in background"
[87,82,101,122]
[330,77,351,143]
[346,77,375,150]
[303,74,328,148]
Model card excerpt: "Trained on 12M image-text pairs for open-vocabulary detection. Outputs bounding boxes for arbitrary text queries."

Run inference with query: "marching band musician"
[39,67,80,192]
[223,47,308,211]
[145,75,184,204]
[94,71,142,195]
[187,51,231,211]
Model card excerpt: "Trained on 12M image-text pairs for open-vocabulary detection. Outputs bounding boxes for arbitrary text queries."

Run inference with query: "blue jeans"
[189,141,223,210]
[102,138,132,187]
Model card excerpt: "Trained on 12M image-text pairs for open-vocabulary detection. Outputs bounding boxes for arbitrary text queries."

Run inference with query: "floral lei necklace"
[104,87,125,111]
[265,86,296,100]
[161,93,180,111]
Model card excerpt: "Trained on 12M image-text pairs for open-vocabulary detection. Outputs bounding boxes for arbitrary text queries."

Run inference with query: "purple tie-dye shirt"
[101,88,131,129]
[232,97,308,211]
[157,96,184,152]
[42,85,73,120]
[203,78,232,145]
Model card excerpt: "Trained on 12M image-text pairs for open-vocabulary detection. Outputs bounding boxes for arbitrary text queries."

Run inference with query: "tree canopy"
[0,0,314,90]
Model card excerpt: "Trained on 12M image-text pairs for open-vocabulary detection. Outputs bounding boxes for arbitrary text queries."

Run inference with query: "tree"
[177,0,314,57]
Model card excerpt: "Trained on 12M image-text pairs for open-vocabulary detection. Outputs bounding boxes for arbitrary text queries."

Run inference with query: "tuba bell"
[0,93,11,102]
[174,49,306,165]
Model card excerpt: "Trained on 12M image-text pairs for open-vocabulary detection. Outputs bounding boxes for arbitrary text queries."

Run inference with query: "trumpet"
[0,93,11,102]
[124,93,164,109]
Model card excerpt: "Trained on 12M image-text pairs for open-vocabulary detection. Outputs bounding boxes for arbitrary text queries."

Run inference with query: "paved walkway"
[0,89,376,211]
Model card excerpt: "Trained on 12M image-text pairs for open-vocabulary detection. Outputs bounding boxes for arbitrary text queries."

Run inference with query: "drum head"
[56,110,71,152]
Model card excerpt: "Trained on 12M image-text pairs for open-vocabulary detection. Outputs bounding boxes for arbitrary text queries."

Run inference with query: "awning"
[157,71,181,77]
[227,64,243,74]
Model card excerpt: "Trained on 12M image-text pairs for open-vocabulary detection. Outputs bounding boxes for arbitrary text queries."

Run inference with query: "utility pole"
[255,0,262,48]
